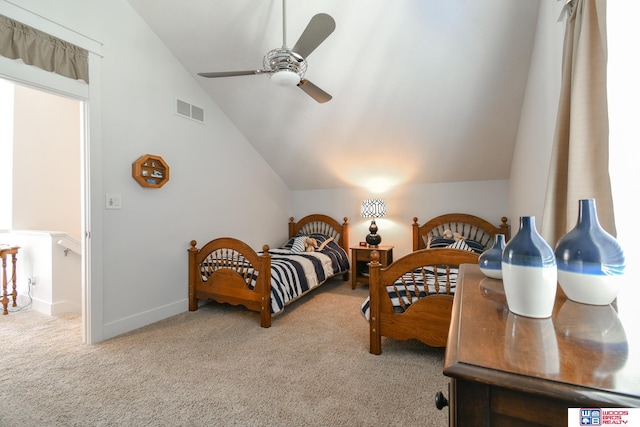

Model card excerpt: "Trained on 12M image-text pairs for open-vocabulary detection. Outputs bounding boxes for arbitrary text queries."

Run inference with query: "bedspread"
[361,266,459,320]
[266,247,348,313]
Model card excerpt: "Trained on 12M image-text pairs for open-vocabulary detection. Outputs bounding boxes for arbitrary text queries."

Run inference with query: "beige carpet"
[0,278,449,426]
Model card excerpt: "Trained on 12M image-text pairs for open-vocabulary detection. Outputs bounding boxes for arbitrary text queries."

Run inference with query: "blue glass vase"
[478,234,506,279]
[501,216,557,318]
[555,199,626,305]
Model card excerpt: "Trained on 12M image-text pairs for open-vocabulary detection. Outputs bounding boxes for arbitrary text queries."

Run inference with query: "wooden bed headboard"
[412,213,510,251]
[288,214,349,253]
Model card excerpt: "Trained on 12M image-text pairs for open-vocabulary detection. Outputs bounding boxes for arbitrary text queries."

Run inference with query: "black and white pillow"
[462,239,485,254]
[446,240,474,252]
[291,235,308,252]
[428,237,456,249]
[425,236,485,254]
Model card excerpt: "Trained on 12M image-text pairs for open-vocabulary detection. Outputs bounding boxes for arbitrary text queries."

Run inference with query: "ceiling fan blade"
[198,70,267,78]
[298,79,332,103]
[292,13,336,58]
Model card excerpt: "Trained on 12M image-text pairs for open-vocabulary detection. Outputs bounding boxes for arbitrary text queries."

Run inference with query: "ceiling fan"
[198,0,335,103]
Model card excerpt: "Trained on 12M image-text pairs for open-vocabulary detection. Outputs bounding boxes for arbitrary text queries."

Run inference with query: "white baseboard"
[31,297,81,316]
[102,299,188,341]
[51,300,81,316]
[32,297,53,316]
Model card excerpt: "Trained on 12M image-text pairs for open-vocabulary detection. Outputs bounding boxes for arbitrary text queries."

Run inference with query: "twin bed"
[364,214,510,354]
[187,212,509,355]
[188,214,350,328]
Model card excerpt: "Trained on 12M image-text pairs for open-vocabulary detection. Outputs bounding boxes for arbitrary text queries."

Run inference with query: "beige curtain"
[541,0,615,246]
[0,14,89,83]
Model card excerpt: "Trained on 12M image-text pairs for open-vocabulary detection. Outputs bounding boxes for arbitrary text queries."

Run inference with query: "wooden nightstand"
[351,245,393,289]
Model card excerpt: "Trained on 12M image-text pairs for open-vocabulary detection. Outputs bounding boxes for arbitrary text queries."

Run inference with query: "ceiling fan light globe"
[271,70,301,87]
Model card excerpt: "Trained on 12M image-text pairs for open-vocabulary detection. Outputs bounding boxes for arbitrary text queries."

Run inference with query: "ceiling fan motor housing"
[264,48,307,86]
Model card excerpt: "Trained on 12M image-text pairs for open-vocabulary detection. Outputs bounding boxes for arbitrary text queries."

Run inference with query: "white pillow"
[291,235,307,252]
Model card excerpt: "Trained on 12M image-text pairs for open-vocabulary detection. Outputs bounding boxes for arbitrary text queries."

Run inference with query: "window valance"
[0,14,89,83]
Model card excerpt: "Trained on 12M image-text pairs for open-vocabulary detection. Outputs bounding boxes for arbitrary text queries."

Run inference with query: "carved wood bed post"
[288,217,295,239]
[412,217,420,251]
[499,216,511,239]
[368,250,382,355]
[188,240,199,311]
[341,217,349,249]
[342,217,350,281]
[259,245,272,328]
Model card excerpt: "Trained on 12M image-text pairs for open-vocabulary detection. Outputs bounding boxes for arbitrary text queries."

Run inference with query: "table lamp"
[361,199,386,247]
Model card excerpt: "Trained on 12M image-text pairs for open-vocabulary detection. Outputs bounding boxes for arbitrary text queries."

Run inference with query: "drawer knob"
[435,391,449,410]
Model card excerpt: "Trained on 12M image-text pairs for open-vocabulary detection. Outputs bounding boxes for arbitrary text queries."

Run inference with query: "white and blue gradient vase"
[555,199,626,305]
[502,216,557,318]
[478,234,506,279]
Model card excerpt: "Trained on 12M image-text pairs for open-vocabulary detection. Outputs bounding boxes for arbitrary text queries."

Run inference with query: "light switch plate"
[105,194,122,210]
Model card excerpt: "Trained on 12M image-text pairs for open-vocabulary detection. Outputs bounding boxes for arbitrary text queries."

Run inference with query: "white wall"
[0,79,13,230]
[509,0,565,229]
[608,2,640,258]
[12,85,82,240]
[1,0,291,341]
[608,2,640,318]
[292,179,509,258]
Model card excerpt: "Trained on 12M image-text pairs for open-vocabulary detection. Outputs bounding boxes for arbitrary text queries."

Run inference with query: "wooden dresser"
[443,264,640,427]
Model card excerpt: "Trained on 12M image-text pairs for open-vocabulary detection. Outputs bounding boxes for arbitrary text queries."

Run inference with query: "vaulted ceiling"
[126,0,540,191]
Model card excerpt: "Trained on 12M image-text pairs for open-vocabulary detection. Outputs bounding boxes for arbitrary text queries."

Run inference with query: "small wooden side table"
[1,245,20,315]
[351,245,393,289]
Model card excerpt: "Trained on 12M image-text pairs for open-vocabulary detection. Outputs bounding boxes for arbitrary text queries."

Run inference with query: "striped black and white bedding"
[360,265,459,320]
[201,235,349,314]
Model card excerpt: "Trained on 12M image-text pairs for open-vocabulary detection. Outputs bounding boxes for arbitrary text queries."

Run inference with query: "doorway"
[0,3,103,344]
[0,76,84,336]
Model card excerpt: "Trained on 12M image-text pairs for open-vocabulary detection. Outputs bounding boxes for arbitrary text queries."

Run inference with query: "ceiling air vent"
[175,99,205,123]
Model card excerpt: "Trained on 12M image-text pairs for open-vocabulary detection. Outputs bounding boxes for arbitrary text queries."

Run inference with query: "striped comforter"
[201,239,349,314]
[265,244,349,313]
[360,265,459,320]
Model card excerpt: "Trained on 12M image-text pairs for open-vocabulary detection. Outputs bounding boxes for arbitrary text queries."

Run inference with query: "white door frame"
[0,1,104,343]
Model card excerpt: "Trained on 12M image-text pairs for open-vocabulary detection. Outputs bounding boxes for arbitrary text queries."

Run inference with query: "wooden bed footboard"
[188,238,273,327]
[368,248,479,355]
